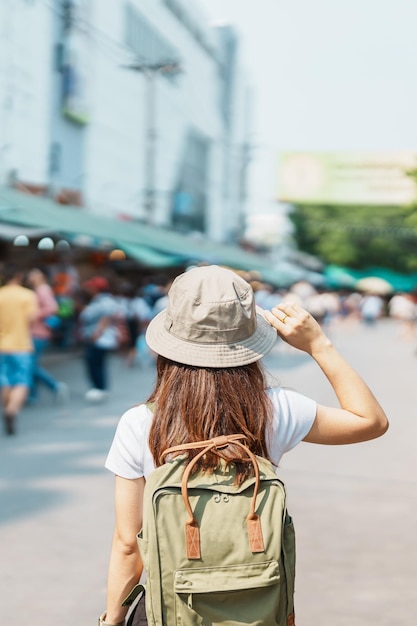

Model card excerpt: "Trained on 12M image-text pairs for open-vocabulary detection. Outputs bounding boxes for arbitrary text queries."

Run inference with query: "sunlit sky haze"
[198,0,417,211]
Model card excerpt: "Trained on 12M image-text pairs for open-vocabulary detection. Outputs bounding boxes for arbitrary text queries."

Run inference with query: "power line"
[37,0,138,64]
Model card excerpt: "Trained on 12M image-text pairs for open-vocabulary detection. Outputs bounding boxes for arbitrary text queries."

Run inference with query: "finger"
[270,307,292,325]
[286,302,308,316]
[278,303,302,317]
[264,309,286,327]
[276,304,311,324]
[263,311,292,343]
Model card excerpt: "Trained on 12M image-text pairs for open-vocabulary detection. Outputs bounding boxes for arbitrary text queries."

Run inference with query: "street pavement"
[0,318,416,625]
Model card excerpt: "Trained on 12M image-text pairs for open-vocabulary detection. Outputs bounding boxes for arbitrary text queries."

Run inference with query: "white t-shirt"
[105,388,317,479]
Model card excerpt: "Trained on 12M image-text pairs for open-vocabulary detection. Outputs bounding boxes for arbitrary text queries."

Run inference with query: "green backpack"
[124,434,296,626]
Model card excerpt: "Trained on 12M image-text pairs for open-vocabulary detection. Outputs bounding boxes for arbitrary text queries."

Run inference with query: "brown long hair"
[147,355,273,483]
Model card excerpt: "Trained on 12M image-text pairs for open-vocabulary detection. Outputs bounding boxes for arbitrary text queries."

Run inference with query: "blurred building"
[0,0,252,243]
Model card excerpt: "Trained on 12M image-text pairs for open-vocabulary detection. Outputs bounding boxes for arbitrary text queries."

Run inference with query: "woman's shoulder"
[266,385,317,419]
[116,403,153,434]
[106,403,154,479]
[267,386,292,412]
[267,385,313,400]
[266,386,317,460]
[266,386,294,402]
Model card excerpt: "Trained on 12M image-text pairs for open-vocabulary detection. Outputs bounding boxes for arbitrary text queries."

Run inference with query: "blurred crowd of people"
[249,275,417,335]
[0,262,168,435]
[1,261,416,436]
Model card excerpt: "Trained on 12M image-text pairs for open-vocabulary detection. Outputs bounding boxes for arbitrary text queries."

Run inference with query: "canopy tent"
[324,264,417,293]
[356,276,394,296]
[0,223,54,242]
[113,241,183,269]
[0,187,280,275]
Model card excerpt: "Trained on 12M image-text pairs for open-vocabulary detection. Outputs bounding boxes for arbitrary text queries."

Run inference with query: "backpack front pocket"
[174,560,281,626]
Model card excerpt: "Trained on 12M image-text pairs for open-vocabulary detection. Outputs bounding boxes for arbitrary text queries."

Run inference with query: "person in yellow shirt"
[0,265,38,435]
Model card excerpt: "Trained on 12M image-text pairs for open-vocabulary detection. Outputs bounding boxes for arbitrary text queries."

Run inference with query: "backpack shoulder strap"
[161,434,265,560]
[161,434,247,460]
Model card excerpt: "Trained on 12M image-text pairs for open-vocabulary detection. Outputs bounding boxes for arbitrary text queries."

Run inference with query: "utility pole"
[144,69,156,221]
[122,61,181,224]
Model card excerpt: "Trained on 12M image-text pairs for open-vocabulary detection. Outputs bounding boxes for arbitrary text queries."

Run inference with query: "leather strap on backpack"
[161,435,265,560]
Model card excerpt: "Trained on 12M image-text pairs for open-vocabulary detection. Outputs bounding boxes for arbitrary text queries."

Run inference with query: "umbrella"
[356,276,394,295]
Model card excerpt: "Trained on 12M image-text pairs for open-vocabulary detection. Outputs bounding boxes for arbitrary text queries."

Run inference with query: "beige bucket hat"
[145,265,277,367]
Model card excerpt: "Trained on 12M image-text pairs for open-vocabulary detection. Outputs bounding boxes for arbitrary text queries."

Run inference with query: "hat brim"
[146,309,277,368]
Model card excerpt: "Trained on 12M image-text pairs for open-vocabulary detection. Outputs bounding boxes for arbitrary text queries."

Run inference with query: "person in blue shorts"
[0,265,38,434]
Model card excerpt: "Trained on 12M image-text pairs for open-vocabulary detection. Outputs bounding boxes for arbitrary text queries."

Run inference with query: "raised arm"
[262,303,389,444]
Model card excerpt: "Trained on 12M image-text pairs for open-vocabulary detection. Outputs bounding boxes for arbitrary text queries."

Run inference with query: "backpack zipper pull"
[187,593,193,609]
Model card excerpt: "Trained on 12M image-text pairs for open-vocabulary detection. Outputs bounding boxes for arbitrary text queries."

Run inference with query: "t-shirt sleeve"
[268,387,317,464]
[105,405,149,479]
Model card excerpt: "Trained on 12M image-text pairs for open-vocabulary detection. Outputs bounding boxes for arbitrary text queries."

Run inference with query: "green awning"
[0,223,53,241]
[0,187,276,273]
[116,241,183,268]
[324,264,417,292]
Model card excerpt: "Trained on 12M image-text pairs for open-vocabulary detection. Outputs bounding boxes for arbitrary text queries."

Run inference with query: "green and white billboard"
[278,152,417,206]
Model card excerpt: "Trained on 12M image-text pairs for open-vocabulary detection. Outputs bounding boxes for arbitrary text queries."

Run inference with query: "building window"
[171,129,211,233]
[124,2,179,70]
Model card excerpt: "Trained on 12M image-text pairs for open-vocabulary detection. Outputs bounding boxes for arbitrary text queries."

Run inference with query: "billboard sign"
[278,152,417,206]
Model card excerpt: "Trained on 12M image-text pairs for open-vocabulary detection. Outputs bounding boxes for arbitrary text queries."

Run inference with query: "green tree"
[289,203,417,272]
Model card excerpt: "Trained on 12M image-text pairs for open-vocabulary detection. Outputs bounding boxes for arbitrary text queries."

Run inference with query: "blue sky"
[198,0,417,210]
